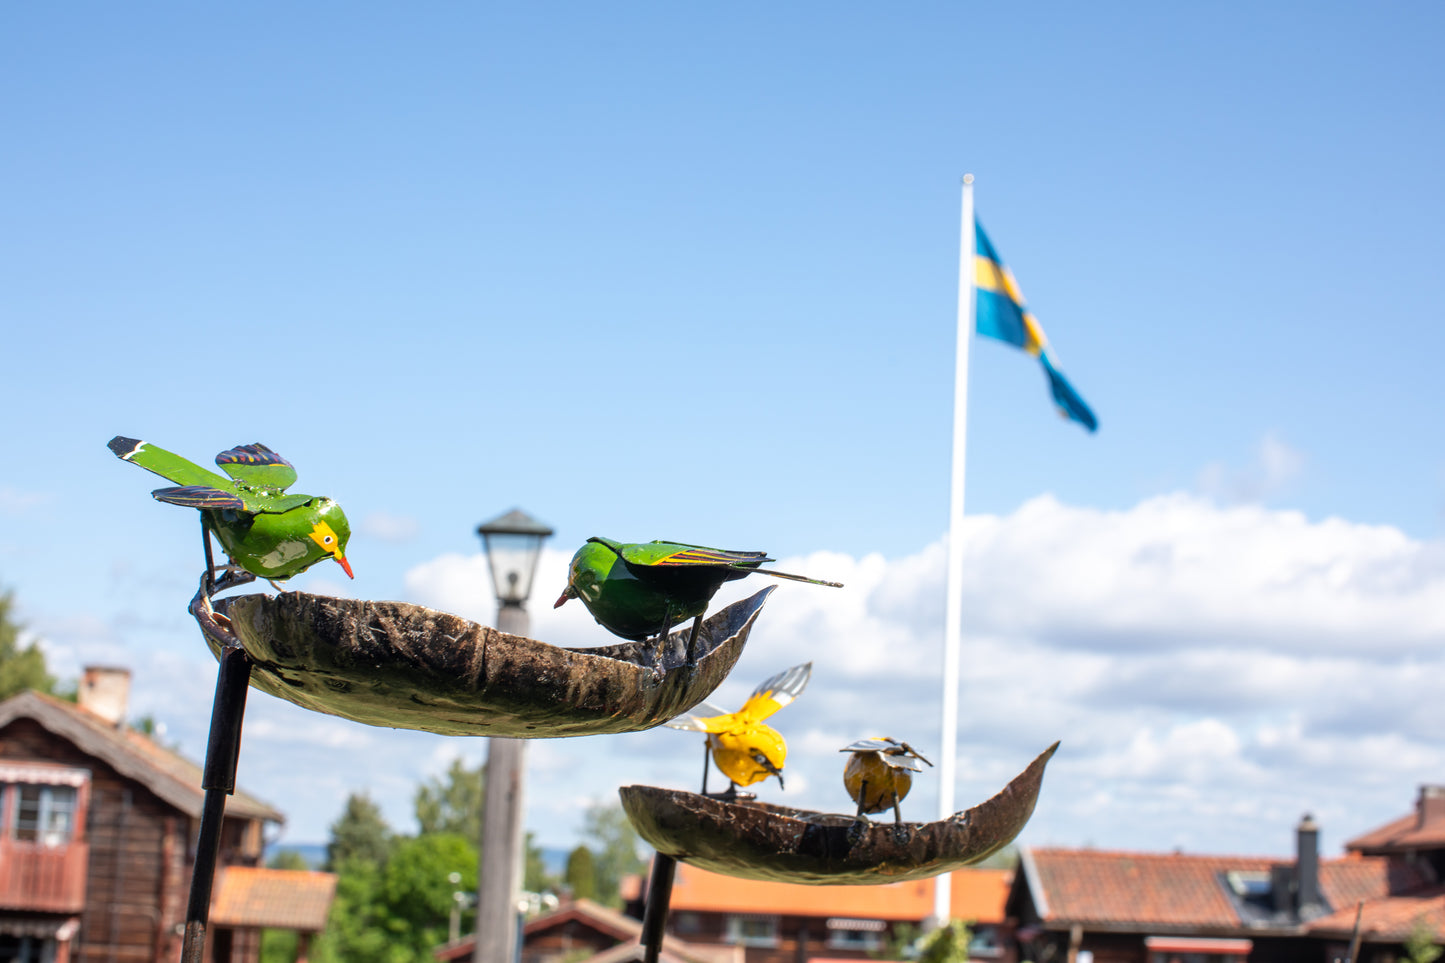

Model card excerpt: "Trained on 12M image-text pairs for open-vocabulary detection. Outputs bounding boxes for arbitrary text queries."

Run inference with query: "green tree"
[564,845,597,900]
[415,757,484,840]
[1405,918,1443,963]
[381,833,479,958]
[524,831,554,895]
[0,588,56,701]
[326,792,393,871]
[267,848,312,871]
[580,801,646,908]
[916,921,972,963]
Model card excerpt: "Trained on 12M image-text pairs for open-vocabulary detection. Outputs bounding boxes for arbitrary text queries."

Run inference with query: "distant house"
[619,861,1015,963]
[0,668,336,963]
[1006,795,1445,963]
[433,896,741,963]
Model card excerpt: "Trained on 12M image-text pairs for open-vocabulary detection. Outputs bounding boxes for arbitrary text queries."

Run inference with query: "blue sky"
[3,3,1444,858]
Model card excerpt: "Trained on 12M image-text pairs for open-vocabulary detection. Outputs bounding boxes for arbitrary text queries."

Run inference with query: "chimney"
[1296,813,1322,918]
[1417,786,1445,830]
[78,666,131,728]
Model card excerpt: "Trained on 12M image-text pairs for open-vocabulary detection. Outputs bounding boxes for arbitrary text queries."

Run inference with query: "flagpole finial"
[963,173,974,185]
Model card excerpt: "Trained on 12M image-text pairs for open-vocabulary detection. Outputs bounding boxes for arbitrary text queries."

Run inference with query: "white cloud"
[371,495,1445,858]
[358,511,421,543]
[1198,432,1306,503]
[35,492,1443,860]
[0,487,52,515]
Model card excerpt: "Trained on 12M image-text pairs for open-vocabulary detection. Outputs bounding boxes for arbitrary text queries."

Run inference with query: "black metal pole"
[181,645,253,963]
[640,853,678,963]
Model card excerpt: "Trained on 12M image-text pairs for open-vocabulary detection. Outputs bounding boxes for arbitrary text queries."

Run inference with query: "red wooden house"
[0,668,335,963]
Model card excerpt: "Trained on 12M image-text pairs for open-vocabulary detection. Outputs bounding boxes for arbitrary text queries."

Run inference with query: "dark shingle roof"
[0,690,281,822]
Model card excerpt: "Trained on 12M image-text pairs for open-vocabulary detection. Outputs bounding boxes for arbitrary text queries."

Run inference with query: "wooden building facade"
[0,670,333,963]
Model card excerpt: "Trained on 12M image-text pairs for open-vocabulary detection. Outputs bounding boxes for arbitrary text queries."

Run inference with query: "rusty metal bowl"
[197,586,775,738]
[619,741,1057,883]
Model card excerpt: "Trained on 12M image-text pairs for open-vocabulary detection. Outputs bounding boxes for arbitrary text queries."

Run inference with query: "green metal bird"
[108,436,353,585]
[555,537,841,661]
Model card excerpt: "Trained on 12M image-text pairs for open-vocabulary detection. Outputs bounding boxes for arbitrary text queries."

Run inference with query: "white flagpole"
[933,174,975,926]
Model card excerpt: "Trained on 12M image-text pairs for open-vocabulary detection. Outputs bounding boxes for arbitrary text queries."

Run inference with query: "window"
[826,929,882,951]
[11,785,77,846]
[0,934,56,963]
[827,919,885,952]
[969,926,1005,959]
[725,916,779,947]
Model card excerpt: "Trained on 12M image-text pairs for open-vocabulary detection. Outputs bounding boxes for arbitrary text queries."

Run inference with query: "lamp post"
[474,509,553,963]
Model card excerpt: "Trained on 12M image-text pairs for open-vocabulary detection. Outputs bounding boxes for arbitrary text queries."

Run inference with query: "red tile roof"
[1346,788,1445,854]
[621,862,1011,924]
[1308,886,1445,942]
[1346,815,1445,853]
[1021,848,1413,930]
[209,866,337,931]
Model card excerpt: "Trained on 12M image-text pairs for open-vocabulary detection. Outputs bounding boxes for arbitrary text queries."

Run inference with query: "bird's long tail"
[752,568,843,588]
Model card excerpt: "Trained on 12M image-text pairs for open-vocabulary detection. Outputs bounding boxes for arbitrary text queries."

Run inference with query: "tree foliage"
[0,588,57,701]
[415,757,484,840]
[579,801,645,908]
[326,792,393,871]
[1405,918,1443,963]
[565,845,597,901]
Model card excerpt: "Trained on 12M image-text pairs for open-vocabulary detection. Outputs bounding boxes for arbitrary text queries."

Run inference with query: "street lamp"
[477,509,554,626]
[474,509,552,963]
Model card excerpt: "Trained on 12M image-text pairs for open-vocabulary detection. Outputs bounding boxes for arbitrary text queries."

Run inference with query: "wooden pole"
[474,602,530,963]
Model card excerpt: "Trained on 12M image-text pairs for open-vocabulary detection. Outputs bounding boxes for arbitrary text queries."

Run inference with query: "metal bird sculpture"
[841,737,933,825]
[556,537,841,662]
[108,436,353,588]
[666,662,811,799]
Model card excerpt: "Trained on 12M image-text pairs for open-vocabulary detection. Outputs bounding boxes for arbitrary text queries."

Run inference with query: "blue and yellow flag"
[974,221,1098,432]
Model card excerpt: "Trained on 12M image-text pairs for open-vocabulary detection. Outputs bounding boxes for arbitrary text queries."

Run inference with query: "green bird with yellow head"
[109,436,353,585]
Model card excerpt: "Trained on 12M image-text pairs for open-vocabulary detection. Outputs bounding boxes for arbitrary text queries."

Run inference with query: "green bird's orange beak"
[554,587,573,608]
[336,554,354,579]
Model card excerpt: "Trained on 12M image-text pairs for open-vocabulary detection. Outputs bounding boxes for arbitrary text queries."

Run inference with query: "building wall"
[0,716,269,963]
[523,918,625,963]
[665,911,914,963]
[0,717,187,963]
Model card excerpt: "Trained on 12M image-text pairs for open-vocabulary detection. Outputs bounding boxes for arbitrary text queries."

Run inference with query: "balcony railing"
[0,837,89,912]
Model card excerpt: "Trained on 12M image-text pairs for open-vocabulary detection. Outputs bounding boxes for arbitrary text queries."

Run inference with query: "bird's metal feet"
[846,816,871,848]
[189,568,256,650]
[704,784,753,803]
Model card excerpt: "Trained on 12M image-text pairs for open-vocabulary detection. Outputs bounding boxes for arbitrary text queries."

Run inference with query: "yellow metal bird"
[841,737,933,824]
[666,662,811,798]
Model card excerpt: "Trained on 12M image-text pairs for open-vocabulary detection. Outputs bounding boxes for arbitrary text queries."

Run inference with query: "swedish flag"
[974,222,1098,432]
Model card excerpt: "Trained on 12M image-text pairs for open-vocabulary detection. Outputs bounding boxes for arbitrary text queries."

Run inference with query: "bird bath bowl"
[196,586,775,738]
[619,741,1057,883]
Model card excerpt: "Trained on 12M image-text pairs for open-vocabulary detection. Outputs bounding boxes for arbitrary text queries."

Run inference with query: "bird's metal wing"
[842,737,899,754]
[151,486,246,510]
[110,437,237,492]
[628,540,773,569]
[738,662,812,722]
[840,737,932,771]
[664,701,731,733]
[216,443,298,492]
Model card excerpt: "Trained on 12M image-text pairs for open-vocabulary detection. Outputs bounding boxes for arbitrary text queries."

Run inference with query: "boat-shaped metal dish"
[198,586,775,738]
[619,741,1057,883]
